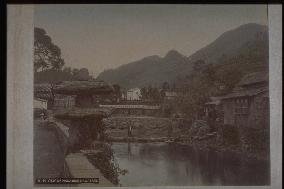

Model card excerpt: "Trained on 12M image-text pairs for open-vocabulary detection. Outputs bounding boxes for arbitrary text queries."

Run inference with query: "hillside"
[97,23,268,89]
[188,23,268,63]
[98,50,192,88]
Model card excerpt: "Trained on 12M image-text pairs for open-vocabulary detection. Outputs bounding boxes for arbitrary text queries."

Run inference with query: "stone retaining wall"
[103,116,192,140]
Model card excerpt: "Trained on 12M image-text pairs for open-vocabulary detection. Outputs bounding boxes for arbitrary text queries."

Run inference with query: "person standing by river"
[168,115,176,139]
[167,124,173,139]
[128,125,132,138]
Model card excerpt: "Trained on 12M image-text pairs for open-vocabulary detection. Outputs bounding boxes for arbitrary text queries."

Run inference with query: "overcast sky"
[34,4,267,77]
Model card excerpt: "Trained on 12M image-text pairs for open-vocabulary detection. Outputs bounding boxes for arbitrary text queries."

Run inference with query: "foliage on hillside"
[97,51,191,89]
[174,36,268,118]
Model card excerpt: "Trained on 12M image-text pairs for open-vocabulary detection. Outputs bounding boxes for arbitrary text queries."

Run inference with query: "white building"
[164,91,178,100]
[126,88,142,101]
[34,98,48,110]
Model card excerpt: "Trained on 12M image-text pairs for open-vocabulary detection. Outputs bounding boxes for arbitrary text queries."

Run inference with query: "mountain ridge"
[97,23,268,89]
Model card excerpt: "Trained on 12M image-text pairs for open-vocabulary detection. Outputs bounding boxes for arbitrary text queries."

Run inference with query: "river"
[111,142,270,186]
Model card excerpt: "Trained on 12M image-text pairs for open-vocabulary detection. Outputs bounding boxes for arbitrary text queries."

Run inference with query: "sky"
[34,4,267,77]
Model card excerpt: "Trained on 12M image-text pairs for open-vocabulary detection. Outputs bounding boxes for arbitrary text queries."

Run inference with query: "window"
[235,98,249,115]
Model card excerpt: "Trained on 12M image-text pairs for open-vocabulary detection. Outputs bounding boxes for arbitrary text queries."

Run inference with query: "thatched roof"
[237,71,268,86]
[34,84,53,99]
[53,80,114,95]
[54,108,112,120]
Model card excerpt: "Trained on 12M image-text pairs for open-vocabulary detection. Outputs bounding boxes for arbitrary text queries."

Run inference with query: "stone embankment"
[38,117,116,186]
[104,117,268,161]
[103,116,192,142]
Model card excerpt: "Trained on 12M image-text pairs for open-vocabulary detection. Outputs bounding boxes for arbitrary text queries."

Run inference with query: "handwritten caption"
[35,178,99,184]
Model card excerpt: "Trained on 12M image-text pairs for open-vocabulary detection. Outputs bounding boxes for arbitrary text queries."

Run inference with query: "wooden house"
[53,94,76,109]
[219,71,269,129]
[34,98,48,110]
[204,97,223,120]
[164,91,178,101]
[34,84,53,109]
[52,80,114,147]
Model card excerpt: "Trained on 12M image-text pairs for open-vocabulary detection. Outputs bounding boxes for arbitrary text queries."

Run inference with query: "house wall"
[248,92,269,128]
[223,99,235,125]
[222,92,269,129]
[34,99,47,109]
[164,92,178,101]
[92,94,116,105]
[54,95,76,109]
[127,89,141,101]
[234,97,250,128]
[75,95,93,108]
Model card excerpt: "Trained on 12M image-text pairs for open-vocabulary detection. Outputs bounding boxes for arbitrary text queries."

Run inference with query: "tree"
[152,88,161,101]
[75,68,91,80]
[112,84,121,101]
[34,27,65,72]
[147,85,154,100]
[171,82,176,90]
[141,87,147,100]
[217,68,242,93]
[63,66,72,74]
[162,82,170,90]
[72,68,79,76]
[193,59,206,72]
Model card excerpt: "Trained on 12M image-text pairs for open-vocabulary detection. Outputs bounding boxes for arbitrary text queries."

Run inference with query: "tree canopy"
[34,27,65,72]
[34,28,95,84]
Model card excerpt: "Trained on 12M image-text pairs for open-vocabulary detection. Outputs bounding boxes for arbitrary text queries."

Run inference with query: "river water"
[111,142,270,186]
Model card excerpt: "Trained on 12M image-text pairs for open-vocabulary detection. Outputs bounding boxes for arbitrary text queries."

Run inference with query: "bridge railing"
[99,104,161,110]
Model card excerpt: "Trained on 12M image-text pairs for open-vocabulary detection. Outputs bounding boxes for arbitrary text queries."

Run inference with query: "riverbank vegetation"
[86,142,128,185]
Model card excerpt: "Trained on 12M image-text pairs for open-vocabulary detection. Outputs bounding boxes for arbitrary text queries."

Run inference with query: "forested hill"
[97,23,268,89]
[188,23,268,63]
[97,50,191,88]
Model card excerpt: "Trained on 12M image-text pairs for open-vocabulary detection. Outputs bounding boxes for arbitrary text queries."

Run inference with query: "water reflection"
[127,142,132,158]
[112,142,270,186]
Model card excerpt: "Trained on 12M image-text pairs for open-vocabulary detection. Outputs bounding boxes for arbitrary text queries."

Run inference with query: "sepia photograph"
[33,4,270,187]
[6,3,282,189]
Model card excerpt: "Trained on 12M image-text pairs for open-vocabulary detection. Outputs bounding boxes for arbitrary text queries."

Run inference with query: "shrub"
[221,124,240,146]
[86,142,127,185]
